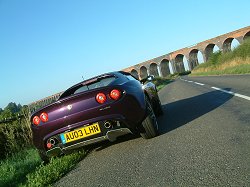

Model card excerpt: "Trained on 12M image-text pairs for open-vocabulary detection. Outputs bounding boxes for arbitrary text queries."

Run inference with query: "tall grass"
[192,38,250,75]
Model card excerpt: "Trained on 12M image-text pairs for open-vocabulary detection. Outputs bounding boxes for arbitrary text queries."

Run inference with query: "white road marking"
[180,78,188,82]
[194,82,205,86]
[211,87,250,101]
[181,78,250,101]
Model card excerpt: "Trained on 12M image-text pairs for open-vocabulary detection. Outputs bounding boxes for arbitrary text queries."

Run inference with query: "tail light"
[110,89,121,100]
[40,112,49,122]
[47,142,52,149]
[96,93,107,104]
[33,116,40,126]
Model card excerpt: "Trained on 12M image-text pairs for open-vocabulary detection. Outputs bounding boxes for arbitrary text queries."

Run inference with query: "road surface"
[55,74,250,186]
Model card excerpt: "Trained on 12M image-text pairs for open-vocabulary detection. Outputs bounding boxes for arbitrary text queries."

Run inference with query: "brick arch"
[174,54,186,73]
[140,66,148,79]
[160,59,170,77]
[222,37,240,52]
[131,69,139,79]
[243,31,250,40]
[204,43,221,61]
[189,49,204,70]
[149,63,159,77]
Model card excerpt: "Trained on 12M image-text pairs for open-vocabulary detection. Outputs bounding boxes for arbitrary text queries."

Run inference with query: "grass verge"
[191,39,250,76]
[0,148,40,187]
[152,77,174,91]
[0,148,86,187]
[191,63,250,76]
[152,71,191,90]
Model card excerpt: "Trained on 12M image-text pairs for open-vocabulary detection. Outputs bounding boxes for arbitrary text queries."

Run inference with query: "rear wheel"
[155,98,163,116]
[140,97,159,139]
[38,150,50,164]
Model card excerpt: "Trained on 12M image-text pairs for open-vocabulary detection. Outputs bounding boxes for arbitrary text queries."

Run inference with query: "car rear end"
[31,72,146,157]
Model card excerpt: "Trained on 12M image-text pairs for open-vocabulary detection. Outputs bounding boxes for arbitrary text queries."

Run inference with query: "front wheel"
[140,97,159,139]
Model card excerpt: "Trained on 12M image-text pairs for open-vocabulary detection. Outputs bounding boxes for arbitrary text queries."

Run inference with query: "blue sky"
[0,0,249,108]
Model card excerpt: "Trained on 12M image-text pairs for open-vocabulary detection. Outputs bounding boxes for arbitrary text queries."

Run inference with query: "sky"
[0,0,249,109]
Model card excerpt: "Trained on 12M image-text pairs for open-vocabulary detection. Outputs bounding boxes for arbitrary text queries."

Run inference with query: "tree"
[4,102,22,114]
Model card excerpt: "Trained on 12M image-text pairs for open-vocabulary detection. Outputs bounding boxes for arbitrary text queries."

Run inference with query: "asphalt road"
[55,74,250,187]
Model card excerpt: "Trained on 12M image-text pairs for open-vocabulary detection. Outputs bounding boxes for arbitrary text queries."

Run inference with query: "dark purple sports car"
[31,71,163,162]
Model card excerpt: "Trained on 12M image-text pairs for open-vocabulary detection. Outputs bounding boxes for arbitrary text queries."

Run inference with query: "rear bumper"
[46,128,132,157]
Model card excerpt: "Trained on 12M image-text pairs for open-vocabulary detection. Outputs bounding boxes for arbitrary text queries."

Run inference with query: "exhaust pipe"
[47,137,58,149]
[50,138,56,146]
[104,121,112,129]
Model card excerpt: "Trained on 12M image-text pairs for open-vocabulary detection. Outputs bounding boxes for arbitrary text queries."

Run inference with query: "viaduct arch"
[123,26,250,79]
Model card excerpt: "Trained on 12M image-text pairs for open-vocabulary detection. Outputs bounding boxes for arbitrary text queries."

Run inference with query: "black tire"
[38,150,50,164]
[155,98,163,116]
[140,97,159,139]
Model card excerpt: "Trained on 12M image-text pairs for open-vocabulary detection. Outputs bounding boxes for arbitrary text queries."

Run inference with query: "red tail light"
[47,142,52,149]
[33,116,40,126]
[110,89,121,100]
[40,112,49,122]
[96,93,107,104]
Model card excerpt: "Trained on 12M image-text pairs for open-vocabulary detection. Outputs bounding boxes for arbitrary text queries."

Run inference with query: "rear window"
[74,77,115,94]
[59,75,116,99]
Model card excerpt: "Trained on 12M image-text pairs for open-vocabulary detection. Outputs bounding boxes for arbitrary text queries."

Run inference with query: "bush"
[178,71,191,76]
[0,108,32,160]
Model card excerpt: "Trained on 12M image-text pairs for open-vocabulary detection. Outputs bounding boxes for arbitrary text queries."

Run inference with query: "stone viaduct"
[28,26,250,110]
[122,26,250,79]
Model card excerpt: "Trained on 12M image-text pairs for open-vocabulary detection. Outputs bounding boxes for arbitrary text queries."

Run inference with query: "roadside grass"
[0,148,40,187]
[152,71,191,90]
[191,38,250,76]
[191,63,250,76]
[0,148,87,187]
[152,77,173,91]
[22,150,86,187]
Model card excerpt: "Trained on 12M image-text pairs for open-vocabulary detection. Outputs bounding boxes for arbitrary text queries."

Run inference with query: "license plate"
[60,123,101,144]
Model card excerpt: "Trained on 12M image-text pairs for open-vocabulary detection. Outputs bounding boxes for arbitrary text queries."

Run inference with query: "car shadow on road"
[157,89,233,135]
